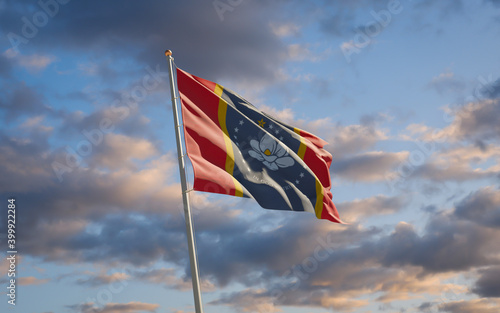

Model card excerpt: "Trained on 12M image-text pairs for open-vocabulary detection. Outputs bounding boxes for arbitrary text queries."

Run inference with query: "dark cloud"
[2,110,496,302]
[406,143,500,184]
[331,151,405,182]
[377,214,497,273]
[66,301,159,313]
[2,117,499,312]
[412,161,494,182]
[2,0,288,84]
[57,102,154,141]
[0,1,499,312]
[209,189,500,311]
[214,264,444,311]
[481,77,500,99]
[0,53,13,77]
[0,133,52,193]
[418,301,436,311]
[438,299,500,313]
[196,216,378,287]
[455,187,500,228]
[473,266,500,297]
[0,81,52,121]
[446,99,500,142]
[338,195,406,222]
[68,215,186,266]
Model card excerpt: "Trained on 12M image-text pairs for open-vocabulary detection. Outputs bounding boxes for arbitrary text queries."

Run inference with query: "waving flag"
[177,68,342,223]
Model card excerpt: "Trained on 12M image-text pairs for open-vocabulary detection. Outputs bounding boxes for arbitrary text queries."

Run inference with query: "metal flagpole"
[164,49,204,313]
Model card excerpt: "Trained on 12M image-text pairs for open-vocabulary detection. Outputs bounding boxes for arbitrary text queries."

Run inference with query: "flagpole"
[165,49,204,313]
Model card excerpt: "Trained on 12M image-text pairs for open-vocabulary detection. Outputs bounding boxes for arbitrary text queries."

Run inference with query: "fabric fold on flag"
[177,68,343,224]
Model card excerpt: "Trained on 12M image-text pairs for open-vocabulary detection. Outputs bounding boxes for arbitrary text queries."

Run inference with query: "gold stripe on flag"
[215,84,244,197]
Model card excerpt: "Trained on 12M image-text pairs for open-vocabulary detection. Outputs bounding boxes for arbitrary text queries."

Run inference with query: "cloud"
[481,77,500,99]
[210,289,283,313]
[318,0,466,40]
[3,49,56,72]
[0,52,13,77]
[18,54,56,72]
[33,211,183,265]
[215,266,464,312]
[1,1,499,313]
[207,188,500,311]
[17,276,50,286]
[472,266,500,297]
[410,145,500,182]
[130,268,216,292]
[0,130,192,266]
[402,101,500,185]
[2,110,499,312]
[4,102,497,312]
[0,81,52,121]
[58,105,153,140]
[438,299,500,313]
[76,272,129,287]
[0,133,53,192]
[427,71,465,95]
[427,99,500,143]
[454,186,500,228]
[331,151,408,182]
[287,43,318,62]
[325,124,388,158]
[270,22,300,37]
[195,216,378,287]
[67,301,159,313]
[238,100,389,161]
[1,87,497,313]
[377,216,498,273]
[412,160,497,182]
[89,133,158,170]
[2,0,291,86]
[338,195,406,222]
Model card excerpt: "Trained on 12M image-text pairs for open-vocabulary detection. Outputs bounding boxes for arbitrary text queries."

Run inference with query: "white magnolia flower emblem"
[248,134,294,171]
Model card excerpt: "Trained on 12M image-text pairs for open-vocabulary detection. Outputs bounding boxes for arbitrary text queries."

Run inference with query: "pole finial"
[165,50,173,57]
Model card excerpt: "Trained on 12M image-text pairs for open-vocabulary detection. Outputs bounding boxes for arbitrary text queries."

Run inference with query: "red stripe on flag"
[303,145,332,190]
[295,128,329,150]
[321,189,343,223]
[177,69,220,125]
[294,127,333,190]
[185,71,217,92]
[177,68,239,196]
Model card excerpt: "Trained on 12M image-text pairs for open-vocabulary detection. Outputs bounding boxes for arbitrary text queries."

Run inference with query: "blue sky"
[1,0,500,313]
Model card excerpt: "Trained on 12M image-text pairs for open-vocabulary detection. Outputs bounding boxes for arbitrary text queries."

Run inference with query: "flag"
[177,68,343,223]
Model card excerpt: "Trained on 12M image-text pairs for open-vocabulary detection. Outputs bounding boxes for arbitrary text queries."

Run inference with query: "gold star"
[257,119,266,127]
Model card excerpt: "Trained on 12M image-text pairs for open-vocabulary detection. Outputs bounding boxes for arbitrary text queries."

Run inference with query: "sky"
[1,0,500,313]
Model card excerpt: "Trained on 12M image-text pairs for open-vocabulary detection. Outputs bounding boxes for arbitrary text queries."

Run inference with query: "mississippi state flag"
[177,68,342,223]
